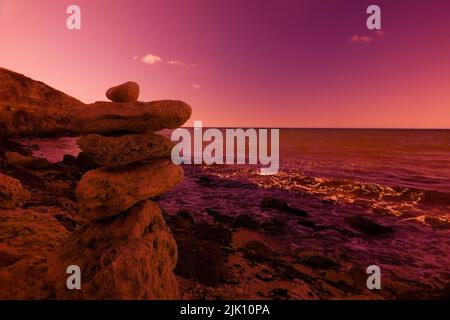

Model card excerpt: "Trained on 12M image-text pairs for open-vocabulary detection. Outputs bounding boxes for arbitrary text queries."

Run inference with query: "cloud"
[192,84,201,89]
[351,35,372,43]
[167,60,184,66]
[141,54,163,65]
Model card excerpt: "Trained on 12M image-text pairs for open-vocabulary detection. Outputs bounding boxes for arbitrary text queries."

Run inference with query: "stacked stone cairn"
[47,82,191,299]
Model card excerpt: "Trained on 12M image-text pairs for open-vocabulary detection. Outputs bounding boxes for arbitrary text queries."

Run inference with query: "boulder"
[260,197,308,217]
[0,173,30,209]
[106,81,140,102]
[77,133,173,167]
[70,100,192,134]
[0,67,82,138]
[5,152,51,170]
[345,216,394,236]
[76,160,183,220]
[47,200,179,299]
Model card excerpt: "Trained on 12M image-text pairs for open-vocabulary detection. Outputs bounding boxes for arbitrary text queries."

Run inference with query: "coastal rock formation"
[0,73,187,299]
[47,200,179,299]
[0,67,82,138]
[76,160,183,220]
[106,81,140,103]
[77,133,173,167]
[0,68,191,138]
[0,173,30,209]
[50,80,187,299]
[70,100,192,134]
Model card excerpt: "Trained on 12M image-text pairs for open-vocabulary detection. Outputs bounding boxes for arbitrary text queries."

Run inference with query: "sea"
[17,128,450,221]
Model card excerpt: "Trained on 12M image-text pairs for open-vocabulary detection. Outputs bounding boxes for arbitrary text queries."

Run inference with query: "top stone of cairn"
[106,81,140,102]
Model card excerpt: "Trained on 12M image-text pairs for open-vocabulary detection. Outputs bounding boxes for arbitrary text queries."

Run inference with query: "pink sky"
[0,0,449,128]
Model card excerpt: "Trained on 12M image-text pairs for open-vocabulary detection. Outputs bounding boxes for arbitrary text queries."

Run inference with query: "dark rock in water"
[297,219,316,229]
[74,152,99,172]
[195,223,233,246]
[241,240,276,264]
[297,252,340,270]
[0,140,32,156]
[424,216,450,230]
[233,214,259,229]
[260,218,286,235]
[196,175,215,186]
[177,210,195,224]
[345,216,394,236]
[166,215,232,286]
[62,154,77,166]
[260,197,308,217]
[206,208,234,224]
[169,210,195,231]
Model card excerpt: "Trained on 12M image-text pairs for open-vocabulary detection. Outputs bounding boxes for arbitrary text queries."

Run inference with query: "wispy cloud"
[351,31,387,44]
[167,60,184,66]
[192,84,201,89]
[351,35,372,44]
[141,53,163,65]
[136,54,192,67]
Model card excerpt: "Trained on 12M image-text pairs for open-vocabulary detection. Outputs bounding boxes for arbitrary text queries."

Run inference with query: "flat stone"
[70,100,192,134]
[76,159,183,220]
[106,81,140,103]
[77,133,173,167]
[0,173,30,209]
[47,200,179,299]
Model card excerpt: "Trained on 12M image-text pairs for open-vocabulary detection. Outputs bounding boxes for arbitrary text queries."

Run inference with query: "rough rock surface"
[0,67,82,138]
[47,200,179,299]
[5,152,51,170]
[0,207,70,299]
[76,160,183,220]
[106,81,140,103]
[70,100,192,134]
[0,173,30,209]
[77,133,173,167]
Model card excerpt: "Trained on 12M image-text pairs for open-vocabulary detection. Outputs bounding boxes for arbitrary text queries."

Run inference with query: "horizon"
[1,0,449,128]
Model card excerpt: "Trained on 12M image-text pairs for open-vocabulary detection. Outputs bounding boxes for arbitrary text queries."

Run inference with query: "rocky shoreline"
[1,68,449,300]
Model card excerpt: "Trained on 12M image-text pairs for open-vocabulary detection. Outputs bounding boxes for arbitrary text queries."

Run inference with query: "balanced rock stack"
[47,82,191,300]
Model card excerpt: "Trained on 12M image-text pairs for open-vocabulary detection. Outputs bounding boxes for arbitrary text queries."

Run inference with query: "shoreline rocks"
[0,173,30,209]
[77,133,173,167]
[0,67,82,138]
[5,152,51,170]
[46,81,190,299]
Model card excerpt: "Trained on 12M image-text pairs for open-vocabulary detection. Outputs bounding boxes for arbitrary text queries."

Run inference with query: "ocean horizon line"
[178,126,450,130]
